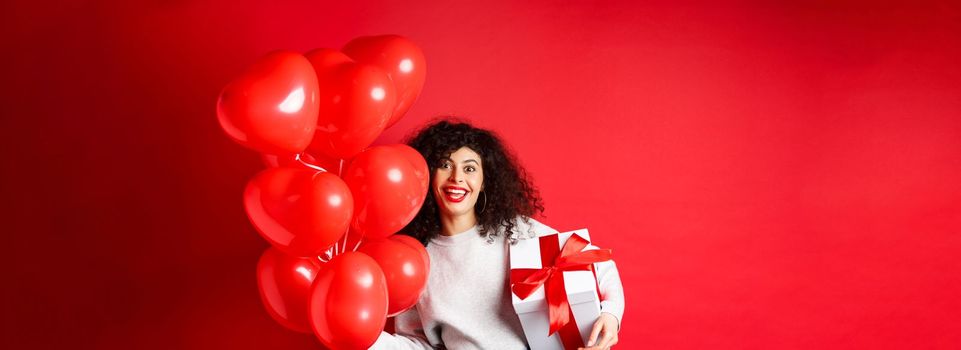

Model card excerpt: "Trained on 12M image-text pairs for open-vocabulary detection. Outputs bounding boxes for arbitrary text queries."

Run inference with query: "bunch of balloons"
[217,35,431,349]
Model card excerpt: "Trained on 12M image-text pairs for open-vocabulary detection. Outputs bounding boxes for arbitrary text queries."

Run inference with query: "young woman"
[371,119,624,350]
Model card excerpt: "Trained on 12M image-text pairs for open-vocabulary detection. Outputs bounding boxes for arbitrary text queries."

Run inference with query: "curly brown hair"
[400,118,545,245]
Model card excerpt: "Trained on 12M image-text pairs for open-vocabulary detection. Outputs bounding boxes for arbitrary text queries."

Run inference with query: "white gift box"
[510,229,601,350]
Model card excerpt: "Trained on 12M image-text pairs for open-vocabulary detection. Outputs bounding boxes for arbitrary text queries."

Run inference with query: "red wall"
[4,1,960,349]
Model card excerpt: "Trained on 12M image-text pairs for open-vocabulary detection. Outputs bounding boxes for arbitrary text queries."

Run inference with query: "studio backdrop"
[3,1,960,349]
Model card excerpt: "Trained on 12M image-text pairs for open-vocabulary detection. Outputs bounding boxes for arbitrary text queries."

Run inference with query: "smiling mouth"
[443,187,469,203]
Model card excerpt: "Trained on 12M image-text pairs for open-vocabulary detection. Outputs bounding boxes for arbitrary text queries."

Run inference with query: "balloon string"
[295,153,327,172]
[338,159,350,253]
[352,232,363,252]
[318,246,335,263]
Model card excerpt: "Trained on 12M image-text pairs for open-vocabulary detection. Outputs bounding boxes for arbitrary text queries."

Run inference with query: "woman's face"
[433,146,484,219]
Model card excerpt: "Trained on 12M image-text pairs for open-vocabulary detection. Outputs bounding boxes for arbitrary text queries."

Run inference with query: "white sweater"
[370,217,625,349]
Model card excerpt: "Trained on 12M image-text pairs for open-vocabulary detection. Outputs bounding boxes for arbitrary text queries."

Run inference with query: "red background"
[4,1,960,349]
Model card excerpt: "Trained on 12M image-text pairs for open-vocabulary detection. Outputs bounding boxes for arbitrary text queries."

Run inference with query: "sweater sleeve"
[594,258,626,329]
[368,305,435,349]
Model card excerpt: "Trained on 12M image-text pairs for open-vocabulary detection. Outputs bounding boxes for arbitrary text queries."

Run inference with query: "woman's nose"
[449,169,463,183]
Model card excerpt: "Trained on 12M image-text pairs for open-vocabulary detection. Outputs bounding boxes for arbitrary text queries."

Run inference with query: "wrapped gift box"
[509,229,610,350]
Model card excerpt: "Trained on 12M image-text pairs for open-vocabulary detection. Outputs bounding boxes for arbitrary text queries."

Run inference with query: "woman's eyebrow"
[442,157,479,164]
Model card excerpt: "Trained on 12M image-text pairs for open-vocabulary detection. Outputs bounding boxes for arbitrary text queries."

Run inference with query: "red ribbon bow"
[510,233,613,338]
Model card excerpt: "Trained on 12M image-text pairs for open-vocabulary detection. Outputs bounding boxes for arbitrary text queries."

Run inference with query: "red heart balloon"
[305,48,352,72]
[343,35,426,129]
[305,48,397,160]
[309,252,388,349]
[357,238,430,316]
[343,145,430,239]
[256,247,322,333]
[389,234,429,274]
[244,168,353,257]
[217,51,319,154]
[387,144,429,190]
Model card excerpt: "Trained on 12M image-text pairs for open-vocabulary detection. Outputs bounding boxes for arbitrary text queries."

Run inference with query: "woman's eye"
[440,162,451,169]
[465,166,476,172]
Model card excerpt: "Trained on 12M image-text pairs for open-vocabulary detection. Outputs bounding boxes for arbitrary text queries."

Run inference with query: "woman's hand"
[578,312,619,350]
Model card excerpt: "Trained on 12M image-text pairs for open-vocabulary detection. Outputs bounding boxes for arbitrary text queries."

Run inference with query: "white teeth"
[445,188,467,199]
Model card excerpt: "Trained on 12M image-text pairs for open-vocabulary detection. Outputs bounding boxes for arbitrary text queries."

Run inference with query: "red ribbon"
[510,233,613,347]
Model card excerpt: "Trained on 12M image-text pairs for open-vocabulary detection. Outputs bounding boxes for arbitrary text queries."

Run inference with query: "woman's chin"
[439,204,477,218]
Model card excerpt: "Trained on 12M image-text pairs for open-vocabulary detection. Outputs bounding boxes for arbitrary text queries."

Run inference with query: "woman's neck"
[440,212,478,236]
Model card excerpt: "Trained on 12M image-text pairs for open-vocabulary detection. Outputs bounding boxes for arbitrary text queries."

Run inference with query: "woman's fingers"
[587,318,604,347]
[581,327,618,349]
[594,329,615,349]
[579,313,620,350]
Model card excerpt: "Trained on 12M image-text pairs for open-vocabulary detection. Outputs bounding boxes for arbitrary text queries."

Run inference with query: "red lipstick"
[441,186,469,203]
